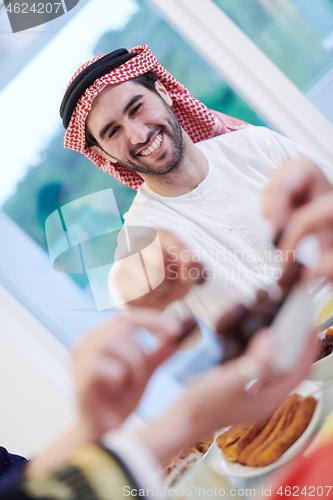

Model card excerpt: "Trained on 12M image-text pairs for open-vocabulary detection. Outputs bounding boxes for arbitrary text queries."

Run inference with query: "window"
[212,0,333,124]
[0,0,268,345]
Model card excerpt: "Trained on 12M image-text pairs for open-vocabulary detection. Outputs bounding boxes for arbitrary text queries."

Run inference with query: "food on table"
[216,423,249,450]
[237,394,298,465]
[217,394,317,468]
[249,396,315,467]
[162,433,214,479]
[318,298,333,324]
[317,333,333,360]
[222,420,268,462]
[216,262,303,362]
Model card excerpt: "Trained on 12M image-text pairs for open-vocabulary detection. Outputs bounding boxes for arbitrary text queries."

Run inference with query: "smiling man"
[60,45,332,329]
[85,79,185,183]
[84,76,210,198]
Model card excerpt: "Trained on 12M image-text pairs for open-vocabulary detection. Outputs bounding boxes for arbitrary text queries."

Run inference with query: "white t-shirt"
[112,127,332,329]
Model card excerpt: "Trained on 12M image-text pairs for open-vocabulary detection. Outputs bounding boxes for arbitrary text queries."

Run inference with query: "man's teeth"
[140,133,162,156]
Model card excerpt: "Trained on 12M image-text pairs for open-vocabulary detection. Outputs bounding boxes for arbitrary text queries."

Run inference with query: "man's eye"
[109,127,119,138]
[131,103,142,115]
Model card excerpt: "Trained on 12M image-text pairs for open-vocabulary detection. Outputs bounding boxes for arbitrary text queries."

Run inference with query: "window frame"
[148,0,333,163]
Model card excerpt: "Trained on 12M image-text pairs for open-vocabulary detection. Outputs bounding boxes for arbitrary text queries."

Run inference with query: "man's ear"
[155,80,173,106]
[90,145,117,163]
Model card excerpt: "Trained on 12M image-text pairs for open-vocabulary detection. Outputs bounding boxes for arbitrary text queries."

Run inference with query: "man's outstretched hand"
[263,157,333,280]
[263,157,332,236]
[109,228,205,311]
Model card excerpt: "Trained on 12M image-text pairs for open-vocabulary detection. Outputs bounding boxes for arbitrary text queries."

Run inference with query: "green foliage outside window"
[213,0,333,89]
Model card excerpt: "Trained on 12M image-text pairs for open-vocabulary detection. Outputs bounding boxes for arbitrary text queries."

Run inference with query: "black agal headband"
[60,48,137,129]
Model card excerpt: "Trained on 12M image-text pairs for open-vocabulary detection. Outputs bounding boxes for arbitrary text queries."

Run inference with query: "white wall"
[0,283,77,458]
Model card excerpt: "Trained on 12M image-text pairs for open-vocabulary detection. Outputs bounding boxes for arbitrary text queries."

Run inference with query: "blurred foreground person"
[0,308,316,499]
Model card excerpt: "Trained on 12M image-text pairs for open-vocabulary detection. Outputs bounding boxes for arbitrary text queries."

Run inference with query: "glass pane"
[93,0,267,127]
[1,0,270,345]
[0,0,269,416]
[213,0,333,123]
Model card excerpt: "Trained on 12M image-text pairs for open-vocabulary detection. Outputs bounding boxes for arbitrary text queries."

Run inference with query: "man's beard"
[109,102,183,176]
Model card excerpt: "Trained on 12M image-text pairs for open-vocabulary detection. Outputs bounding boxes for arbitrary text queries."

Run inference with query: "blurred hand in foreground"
[274,191,333,280]
[72,311,196,440]
[263,157,333,280]
[27,305,316,479]
[262,157,332,235]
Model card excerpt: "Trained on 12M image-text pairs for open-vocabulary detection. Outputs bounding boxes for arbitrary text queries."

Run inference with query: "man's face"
[86,80,183,176]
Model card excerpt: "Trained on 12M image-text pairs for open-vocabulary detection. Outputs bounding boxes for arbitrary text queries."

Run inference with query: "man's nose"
[125,121,149,145]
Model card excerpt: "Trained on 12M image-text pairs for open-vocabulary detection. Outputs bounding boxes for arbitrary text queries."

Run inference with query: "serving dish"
[207,380,322,478]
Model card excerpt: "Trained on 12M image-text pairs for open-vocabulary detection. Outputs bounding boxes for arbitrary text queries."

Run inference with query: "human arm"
[26,311,195,479]
[109,228,205,311]
[13,311,197,498]
[262,157,333,279]
[135,325,317,465]
[262,157,332,235]
[4,443,141,500]
[24,324,316,498]
[277,191,333,280]
[17,315,315,499]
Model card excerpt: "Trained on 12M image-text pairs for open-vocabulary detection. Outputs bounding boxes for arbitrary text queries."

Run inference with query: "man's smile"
[137,131,163,157]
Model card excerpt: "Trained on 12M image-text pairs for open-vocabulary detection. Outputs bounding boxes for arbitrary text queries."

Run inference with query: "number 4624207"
[277,486,333,496]
[5,3,62,14]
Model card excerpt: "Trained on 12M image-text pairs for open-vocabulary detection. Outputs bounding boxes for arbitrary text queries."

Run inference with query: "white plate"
[208,380,322,478]
[309,348,333,382]
[163,452,203,488]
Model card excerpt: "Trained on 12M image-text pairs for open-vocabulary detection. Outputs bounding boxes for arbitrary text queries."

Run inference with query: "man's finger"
[263,159,311,229]
[280,194,333,252]
[263,158,328,235]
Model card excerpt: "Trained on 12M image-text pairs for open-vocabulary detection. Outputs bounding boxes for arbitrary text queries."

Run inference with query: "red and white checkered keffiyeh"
[64,44,248,190]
